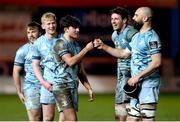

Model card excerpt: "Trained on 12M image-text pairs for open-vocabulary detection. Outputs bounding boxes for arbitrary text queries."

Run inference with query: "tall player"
[95,7,161,121]
[94,7,137,121]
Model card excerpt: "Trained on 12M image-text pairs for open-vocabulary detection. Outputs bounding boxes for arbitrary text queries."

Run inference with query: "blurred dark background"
[0,0,179,92]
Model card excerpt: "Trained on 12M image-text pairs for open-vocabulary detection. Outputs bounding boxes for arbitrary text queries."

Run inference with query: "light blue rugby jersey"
[53,37,81,85]
[32,35,59,83]
[14,43,39,85]
[112,25,137,70]
[129,29,161,87]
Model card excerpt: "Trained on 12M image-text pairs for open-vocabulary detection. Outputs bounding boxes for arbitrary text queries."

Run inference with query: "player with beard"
[95,7,161,121]
[13,21,42,121]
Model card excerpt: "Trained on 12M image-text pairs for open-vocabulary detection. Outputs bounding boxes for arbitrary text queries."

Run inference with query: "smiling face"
[60,15,81,41]
[41,12,57,36]
[42,18,57,36]
[64,26,80,40]
[27,27,40,43]
[111,13,126,32]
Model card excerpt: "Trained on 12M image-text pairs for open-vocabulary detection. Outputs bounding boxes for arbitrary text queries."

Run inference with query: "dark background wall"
[0,0,179,75]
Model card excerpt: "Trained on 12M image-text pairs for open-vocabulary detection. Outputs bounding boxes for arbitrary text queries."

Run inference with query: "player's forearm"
[34,68,45,84]
[67,47,89,66]
[13,71,22,94]
[32,62,46,84]
[102,44,129,58]
[82,81,93,91]
[137,53,161,79]
[78,71,92,90]
[78,68,87,81]
[79,75,93,93]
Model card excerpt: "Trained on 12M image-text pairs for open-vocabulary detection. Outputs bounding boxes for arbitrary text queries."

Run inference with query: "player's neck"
[45,32,57,39]
[64,33,75,42]
[140,23,151,33]
[119,24,127,34]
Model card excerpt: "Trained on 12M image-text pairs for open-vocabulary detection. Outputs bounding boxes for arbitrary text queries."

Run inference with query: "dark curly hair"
[60,15,81,30]
[110,7,129,20]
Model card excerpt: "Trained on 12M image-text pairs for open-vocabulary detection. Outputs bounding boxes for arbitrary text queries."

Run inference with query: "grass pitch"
[0,93,179,121]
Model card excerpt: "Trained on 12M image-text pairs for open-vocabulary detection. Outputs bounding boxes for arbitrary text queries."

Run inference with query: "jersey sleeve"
[54,39,69,57]
[147,32,161,55]
[32,42,41,60]
[111,31,117,43]
[14,47,25,67]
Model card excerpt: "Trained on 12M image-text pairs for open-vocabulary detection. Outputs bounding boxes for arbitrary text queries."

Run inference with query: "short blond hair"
[41,12,56,24]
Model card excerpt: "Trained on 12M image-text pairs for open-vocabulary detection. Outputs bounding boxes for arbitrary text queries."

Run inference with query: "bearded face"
[133,19,144,30]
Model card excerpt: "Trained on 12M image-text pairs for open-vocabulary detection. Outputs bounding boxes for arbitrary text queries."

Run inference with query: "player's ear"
[64,27,68,33]
[39,32,42,36]
[143,16,149,22]
[41,23,45,29]
[123,18,127,24]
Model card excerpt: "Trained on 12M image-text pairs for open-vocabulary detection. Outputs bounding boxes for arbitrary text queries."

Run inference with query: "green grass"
[0,93,179,121]
[156,93,180,121]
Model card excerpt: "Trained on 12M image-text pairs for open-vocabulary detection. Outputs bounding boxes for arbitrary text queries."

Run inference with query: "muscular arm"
[13,65,25,103]
[128,53,162,86]
[102,44,131,59]
[94,38,130,58]
[138,53,161,78]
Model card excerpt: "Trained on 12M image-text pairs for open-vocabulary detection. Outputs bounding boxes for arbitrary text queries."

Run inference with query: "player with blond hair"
[32,12,65,121]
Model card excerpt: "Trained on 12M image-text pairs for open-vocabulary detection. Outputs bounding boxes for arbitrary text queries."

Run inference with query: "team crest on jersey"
[122,39,126,44]
[149,41,158,49]
[114,41,119,46]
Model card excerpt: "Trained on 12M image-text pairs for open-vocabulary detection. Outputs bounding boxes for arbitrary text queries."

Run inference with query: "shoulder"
[34,35,45,45]
[146,29,160,42]
[16,43,29,55]
[56,38,65,46]
[124,26,138,41]
[127,26,138,34]
[151,29,160,40]
[111,31,118,41]
[15,43,30,61]
[54,38,66,51]
[145,29,161,50]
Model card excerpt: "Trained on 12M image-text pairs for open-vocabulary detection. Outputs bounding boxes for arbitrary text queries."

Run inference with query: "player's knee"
[59,112,65,121]
[28,109,42,121]
[115,104,128,116]
[33,113,42,121]
[43,114,54,121]
[140,104,156,120]
[127,104,141,118]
